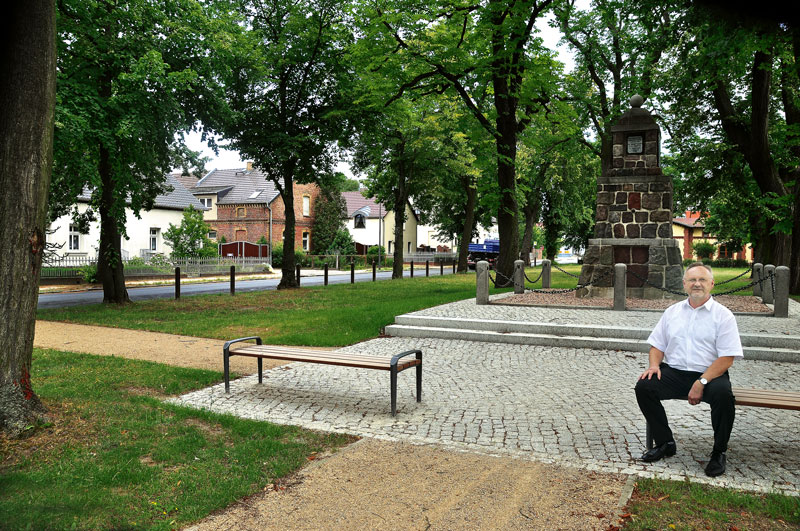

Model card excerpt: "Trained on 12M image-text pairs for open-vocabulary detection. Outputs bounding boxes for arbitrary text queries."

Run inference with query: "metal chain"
[714,265,753,286]
[524,268,613,294]
[551,262,581,279]
[523,268,544,285]
[489,270,514,288]
[714,272,774,296]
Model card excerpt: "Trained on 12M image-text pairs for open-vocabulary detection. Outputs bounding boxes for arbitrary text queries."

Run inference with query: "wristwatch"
[698,377,708,385]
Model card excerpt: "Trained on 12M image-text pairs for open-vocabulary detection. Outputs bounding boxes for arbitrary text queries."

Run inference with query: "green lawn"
[0,349,353,530]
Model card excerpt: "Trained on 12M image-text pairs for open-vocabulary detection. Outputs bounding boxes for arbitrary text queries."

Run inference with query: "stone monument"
[577,95,683,299]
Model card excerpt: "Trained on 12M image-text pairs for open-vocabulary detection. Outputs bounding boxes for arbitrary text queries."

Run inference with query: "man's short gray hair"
[684,261,714,280]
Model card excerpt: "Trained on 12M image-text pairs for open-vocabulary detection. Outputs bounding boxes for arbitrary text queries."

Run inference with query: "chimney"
[246,161,253,172]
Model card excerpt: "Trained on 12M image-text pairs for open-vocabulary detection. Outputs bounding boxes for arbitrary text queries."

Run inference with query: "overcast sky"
[182,9,577,176]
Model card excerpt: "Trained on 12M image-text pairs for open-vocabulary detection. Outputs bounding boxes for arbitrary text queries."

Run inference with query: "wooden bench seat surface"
[732,387,800,411]
[229,345,420,371]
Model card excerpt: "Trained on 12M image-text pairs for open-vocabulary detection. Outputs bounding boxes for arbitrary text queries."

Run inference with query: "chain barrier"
[524,268,613,294]
[714,264,753,286]
[523,267,544,285]
[626,267,774,297]
[488,269,514,288]
[551,262,581,279]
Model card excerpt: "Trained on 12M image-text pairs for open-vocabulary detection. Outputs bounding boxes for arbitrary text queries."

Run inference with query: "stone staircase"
[385,314,800,363]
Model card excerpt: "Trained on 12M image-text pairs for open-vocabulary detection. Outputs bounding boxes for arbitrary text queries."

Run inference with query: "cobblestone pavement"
[170,298,800,496]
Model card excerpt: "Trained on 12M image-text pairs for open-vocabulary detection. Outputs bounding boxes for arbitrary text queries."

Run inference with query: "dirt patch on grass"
[0,400,96,471]
[502,292,772,313]
[183,418,225,438]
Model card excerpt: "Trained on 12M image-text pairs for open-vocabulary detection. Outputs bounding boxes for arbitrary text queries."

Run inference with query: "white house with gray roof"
[47,173,207,260]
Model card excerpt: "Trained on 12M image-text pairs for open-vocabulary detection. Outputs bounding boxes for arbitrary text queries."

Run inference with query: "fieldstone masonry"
[578,95,683,299]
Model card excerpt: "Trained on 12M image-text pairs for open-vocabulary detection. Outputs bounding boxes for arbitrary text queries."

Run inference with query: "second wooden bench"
[223,336,422,416]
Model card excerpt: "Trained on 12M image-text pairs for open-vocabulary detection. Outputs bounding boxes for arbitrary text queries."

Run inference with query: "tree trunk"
[96,145,131,303]
[0,0,56,437]
[278,172,299,289]
[457,179,477,273]
[391,166,407,279]
[494,127,519,286]
[521,193,542,258]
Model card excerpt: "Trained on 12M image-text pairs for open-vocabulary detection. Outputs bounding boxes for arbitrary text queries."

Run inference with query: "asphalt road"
[38,267,455,309]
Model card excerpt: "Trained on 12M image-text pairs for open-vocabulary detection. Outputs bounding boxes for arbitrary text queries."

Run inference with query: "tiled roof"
[171,172,200,191]
[673,216,705,228]
[342,191,386,218]
[76,173,206,211]
[195,167,281,205]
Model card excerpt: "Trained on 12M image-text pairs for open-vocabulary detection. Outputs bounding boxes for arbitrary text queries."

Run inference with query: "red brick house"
[184,164,321,252]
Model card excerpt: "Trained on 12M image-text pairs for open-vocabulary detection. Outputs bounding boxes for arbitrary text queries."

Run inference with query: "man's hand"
[688,380,704,405]
[639,366,661,380]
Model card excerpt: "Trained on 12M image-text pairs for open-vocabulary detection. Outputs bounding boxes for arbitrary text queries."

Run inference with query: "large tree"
[52,0,235,302]
[358,0,557,282]
[0,0,56,437]
[660,7,800,291]
[222,0,351,289]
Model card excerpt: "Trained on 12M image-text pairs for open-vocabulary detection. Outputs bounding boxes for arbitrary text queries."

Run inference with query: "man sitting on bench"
[635,262,743,477]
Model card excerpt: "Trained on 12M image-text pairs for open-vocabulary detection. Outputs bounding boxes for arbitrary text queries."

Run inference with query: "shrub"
[692,241,716,260]
[367,245,386,263]
[78,263,98,283]
[272,243,284,268]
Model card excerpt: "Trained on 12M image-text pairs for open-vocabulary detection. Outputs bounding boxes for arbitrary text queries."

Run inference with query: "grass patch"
[36,267,758,346]
[624,477,800,530]
[37,272,513,346]
[0,349,354,530]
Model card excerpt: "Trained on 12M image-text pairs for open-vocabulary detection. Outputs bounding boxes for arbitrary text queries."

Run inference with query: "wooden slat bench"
[223,336,422,416]
[646,387,800,449]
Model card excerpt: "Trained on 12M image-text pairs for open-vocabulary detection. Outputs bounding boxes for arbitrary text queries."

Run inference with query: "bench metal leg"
[224,347,230,393]
[416,353,422,402]
[390,367,398,416]
[258,357,263,384]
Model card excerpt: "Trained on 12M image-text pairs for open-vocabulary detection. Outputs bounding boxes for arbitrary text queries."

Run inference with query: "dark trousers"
[635,363,735,453]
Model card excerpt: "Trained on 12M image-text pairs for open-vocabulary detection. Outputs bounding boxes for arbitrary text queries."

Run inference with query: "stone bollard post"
[774,266,790,318]
[753,263,763,298]
[763,264,775,304]
[614,263,627,311]
[542,260,551,289]
[476,261,489,305]
[513,260,525,294]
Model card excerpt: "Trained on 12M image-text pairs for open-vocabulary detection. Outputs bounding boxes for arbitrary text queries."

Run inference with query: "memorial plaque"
[627,134,643,154]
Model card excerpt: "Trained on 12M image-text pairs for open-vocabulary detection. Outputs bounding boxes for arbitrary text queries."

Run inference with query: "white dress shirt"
[647,296,743,372]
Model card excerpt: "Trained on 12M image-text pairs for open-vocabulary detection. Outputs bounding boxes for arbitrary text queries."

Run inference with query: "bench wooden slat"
[732,388,800,410]
[224,338,423,416]
[230,346,420,371]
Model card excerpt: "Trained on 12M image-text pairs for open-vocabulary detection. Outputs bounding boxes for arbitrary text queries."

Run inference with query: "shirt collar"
[684,295,715,311]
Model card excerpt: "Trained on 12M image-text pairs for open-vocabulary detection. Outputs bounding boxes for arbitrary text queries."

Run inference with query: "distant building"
[182,163,320,252]
[342,191,417,255]
[672,211,753,260]
[48,173,206,260]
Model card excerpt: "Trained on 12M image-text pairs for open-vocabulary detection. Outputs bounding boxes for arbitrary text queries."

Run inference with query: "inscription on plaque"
[627,134,643,154]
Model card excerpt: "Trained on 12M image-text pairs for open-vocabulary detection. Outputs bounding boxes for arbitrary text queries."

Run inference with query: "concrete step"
[385,323,800,363]
[393,315,800,351]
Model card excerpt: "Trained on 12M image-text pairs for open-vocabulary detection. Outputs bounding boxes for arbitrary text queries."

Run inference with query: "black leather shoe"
[640,441,676,462]
[705,451,726,477]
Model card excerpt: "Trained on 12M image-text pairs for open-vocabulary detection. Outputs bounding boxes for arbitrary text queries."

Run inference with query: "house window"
[237,207,246,217]
[302,195,310,216]
[68,224,80,251]
[208,230,217,240]
[302,232,310,251]
[354,214,365,229]
[200,197,212,208]
[150,228,160,251]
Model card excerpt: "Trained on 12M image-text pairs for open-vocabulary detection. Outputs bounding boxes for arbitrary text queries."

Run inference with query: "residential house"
[186,163,320,252]
[343,191,417,255]
[672,211,753,261]
[48,173,206,259]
